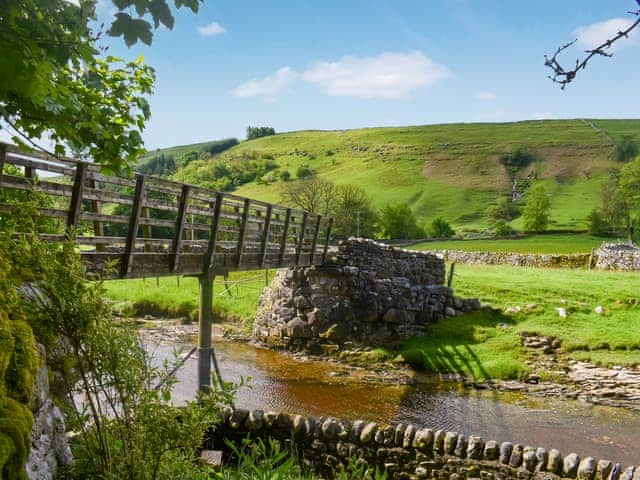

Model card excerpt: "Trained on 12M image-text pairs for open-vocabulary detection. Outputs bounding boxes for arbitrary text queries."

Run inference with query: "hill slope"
[149,119,640,233]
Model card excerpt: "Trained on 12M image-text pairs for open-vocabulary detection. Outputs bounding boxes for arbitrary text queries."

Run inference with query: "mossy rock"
[0,312,16,398]
[0,397,33,480]
[6,321,40,404]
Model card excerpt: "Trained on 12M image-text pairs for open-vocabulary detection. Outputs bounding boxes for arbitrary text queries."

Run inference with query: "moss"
[0,312,16,398]
[0,397,33,480]
[5,321,40,404]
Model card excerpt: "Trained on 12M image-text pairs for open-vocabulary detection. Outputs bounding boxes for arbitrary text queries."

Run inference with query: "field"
[410,233,610,254]
[398,264,640,380]
[156,119,640,233]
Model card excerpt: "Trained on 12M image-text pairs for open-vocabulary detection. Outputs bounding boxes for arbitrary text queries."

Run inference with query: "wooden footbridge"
[0,142,333,391]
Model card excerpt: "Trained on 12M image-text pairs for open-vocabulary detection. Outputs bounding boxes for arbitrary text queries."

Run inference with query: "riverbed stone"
[337,419,350,440]
[578,457,597,480]
[434,430,446,453]
[499,442,513,464]
[351,420,365,442]
[263,411,277,428]
[395,423,407,446]
[620,467,636,480]
[564,453,581,478]
[548,449,563,474]
[286,317,311,339]
[275,412,293,432]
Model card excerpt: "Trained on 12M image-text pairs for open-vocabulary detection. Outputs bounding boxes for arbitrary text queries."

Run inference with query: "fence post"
[447,262,455,288]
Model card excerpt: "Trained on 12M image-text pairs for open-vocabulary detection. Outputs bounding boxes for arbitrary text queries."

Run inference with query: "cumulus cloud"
[474,91,497,101]
[232,67,297,99]
[302,51,450,99]
[197,21,226,37]
[574,18,639,51]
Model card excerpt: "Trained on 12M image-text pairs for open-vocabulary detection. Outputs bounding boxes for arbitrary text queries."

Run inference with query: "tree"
[333,185,378,238]
[1,0,201,173]
[428,217,455,238]
[522,183,551,233]
[488,197,519,222]
[379,202,424,240]
[619,157,640,240]
[246,126,276,140]
[296,164,314,179]
[615,136,639,163]
[281,178,335,216]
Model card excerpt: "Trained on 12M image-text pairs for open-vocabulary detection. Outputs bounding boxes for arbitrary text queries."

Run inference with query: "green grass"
[399,264,640,380]
[411,233,609,254]
[103,270,274,327]
[158,119,640,233]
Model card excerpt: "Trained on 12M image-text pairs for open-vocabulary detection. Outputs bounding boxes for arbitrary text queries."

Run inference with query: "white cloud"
[574,18,639,51]
[197,21,226,37]
[474,91,497,101]
[233,67,297,99]
[302,51,450,99]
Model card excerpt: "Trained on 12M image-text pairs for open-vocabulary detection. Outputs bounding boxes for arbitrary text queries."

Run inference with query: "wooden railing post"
[321,218,333,264]
[197,274,214,392]
[0,144,6,181]
[278,208,291,267]
[120,174,146,277]
[87,177,105,252]
[259,205,273,268]
[204,193,224,274]
[142,207,153,252]
[170,185,190,272]
[295,212,308,266]
[67,162,88,238]
[309,215,322,264]
[236,198,251,268]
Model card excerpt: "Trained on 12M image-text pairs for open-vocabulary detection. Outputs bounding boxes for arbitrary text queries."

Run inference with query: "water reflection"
[151,338,640,466]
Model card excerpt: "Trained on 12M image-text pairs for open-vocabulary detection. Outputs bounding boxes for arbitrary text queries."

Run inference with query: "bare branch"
[545,9,640,89]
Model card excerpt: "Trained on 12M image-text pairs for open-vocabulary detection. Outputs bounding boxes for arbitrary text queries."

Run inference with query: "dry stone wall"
[431,250,592,269]
[210,408,637,480]
[252,239,480,352]
[595,244,640,271]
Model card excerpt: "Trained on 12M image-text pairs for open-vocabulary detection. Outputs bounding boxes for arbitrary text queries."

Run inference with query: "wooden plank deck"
[0,142,333,278]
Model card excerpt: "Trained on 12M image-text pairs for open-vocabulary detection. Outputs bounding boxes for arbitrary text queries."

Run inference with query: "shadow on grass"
[399,309,523,381]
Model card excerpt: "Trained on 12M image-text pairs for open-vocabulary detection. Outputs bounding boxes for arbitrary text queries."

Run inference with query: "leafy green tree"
[587,209,610,236]
[281,178,335,215]
[296,164,314,179]
[1,0,201,173]
[619,157,640,240]
[614,136,639,163]
[333,185,378,238]
[246,126,276,140]
[428,217,455,238]
[493,220,515,237]
[379,202,424,240]
[279,170,291,182]
[522,183,551,233]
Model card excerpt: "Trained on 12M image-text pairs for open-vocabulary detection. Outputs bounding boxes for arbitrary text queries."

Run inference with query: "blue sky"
[98,0,640,150]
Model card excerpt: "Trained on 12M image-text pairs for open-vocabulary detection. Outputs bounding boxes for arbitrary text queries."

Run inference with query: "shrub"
[279,170,291,182]
[428,217,455,238]
[488,197,519,221]
[614,135,638,163]
[493,220,515,237]
[500,147,536,172]
[587,209,611,236]
[296,164,314,179]
[379,202,425,240]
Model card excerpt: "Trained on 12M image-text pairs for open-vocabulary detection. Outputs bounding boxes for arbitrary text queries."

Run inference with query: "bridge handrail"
[0,142,333,278]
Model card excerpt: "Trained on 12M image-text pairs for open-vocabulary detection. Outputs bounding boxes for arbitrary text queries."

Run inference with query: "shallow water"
[147,338,640,466]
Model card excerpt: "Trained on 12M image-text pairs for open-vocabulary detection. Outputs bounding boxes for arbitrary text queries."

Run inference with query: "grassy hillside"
[146,119,640,233]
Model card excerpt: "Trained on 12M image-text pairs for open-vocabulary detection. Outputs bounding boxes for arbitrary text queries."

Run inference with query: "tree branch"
[545,9,640,89]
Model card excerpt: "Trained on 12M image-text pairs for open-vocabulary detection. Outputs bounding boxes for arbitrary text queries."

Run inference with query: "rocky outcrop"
[253,239,480,352]
[25,345,72,480]
[595,243,640,271]
[210,408,636,480]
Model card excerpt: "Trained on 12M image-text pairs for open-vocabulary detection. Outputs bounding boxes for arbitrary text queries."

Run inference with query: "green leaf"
[149,0,174,29]
[174,0,200,14]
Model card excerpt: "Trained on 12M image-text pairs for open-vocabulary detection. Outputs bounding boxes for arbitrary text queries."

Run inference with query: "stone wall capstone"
[431,250,592,269]
[252,239,480,352]
[209,408,635,480]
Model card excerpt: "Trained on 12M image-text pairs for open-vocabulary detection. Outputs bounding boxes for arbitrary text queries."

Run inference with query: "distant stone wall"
[595,243,640,271]
[210,408,636,480]
[431,250,592,269]
[252,239,479,352]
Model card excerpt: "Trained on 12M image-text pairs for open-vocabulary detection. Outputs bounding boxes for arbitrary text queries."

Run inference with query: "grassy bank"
[103,270,274,326]
[398,264,640,380]
[410,233,607,254]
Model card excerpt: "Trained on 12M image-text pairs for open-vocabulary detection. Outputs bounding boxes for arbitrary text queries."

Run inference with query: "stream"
[145,334,640,466]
